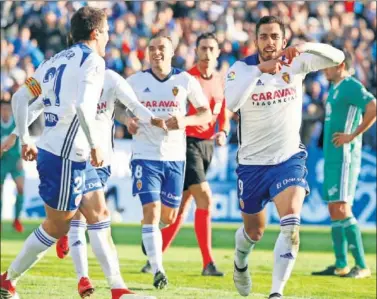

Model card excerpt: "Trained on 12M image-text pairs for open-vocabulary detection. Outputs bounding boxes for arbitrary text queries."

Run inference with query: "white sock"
[234,226,257,269]
[142,224,164,274]
[271,214,301,295]
[87,218,126,289]
[7,225,57,285]
[69,220,88,280]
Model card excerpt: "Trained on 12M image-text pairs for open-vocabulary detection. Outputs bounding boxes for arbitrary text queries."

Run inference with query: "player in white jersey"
[126,34,211,289]
[0,7,156,299]
[224,16,345,299]
[2,67,163,298]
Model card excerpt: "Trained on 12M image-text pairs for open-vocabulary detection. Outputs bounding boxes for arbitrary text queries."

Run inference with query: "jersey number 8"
[134,165,143,179]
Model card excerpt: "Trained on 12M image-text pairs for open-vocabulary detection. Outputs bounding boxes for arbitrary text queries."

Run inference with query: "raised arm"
[285,43,345,75]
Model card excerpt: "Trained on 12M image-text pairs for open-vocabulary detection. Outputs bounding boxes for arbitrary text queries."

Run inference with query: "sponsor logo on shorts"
[136,179,142,190]
[276,177,306,189]
[86,182,102,190]
[239,198,245,210]
[74,194,82,207]
[328,185,338,197]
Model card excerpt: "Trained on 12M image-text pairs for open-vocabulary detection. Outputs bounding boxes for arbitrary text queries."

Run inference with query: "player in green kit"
[312,51,376,278]
[0,100,25,232]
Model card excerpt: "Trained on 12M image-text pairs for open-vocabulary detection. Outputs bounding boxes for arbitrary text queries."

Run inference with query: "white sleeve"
[291,43,345,75]
[75,54,105,148]
[111,71,154,122]
[13,97,44,136]
[11,86,37,145]
[187,74,209,108]
[225,61,262,112]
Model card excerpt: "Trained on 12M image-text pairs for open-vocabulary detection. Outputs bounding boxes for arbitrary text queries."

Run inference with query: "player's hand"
[258,59,290,74]
[0,134,17,158]
[332,132,355,147]
[21,144,38,161]
[150,117,167,132]
[125,117,139,135]
[214,131,227,146]
[90,147,104,167]
[279,44,305,64]
[166,114,186,130]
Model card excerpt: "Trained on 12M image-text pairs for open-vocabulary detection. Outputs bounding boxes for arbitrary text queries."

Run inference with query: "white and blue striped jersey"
[225,43,345,165]
[18,69,155,167]
[126,68,208,161]
[32,43,105,162]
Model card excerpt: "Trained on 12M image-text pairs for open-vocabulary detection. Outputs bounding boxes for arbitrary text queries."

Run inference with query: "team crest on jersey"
[172,86,179,96]
[136,179,143,190]
[239,198,245,210]
[282,72,290,84]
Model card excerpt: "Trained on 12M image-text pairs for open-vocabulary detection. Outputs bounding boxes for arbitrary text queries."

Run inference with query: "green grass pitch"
[1,221,376,299]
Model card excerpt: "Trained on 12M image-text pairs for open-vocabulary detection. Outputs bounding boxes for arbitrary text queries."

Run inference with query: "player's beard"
[257,45,280,62]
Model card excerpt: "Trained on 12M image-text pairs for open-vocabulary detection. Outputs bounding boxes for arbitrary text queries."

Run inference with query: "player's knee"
[43,219,70,238]
[192,188,212,210]
[281,224,300,246]
[328,202,350,220]
[244,226,264,242]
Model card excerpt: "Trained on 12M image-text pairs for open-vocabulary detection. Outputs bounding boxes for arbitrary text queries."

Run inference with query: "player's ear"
[282,38,287,49]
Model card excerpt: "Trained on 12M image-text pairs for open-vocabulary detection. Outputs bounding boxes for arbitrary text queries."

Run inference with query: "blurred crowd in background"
[1,1,376,149]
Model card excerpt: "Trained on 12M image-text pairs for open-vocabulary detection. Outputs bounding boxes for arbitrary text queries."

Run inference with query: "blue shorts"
[236,151,310,215]
[131,159,185,208]
[37,148,86,211]
[96,165,111,189]
[83,164,111,194]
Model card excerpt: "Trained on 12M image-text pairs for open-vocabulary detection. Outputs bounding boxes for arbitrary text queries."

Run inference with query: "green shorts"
[0,157,24,185]
[323,162,360,205]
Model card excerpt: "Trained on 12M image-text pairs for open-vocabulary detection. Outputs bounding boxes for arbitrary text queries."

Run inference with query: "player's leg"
[335,164,370,278]
[79,164,134,298]
[311,164,350,276]
[0,164,8,227]
[269,151,309,298]
[12,164,25,233]
[132,159,167,289]
[1,149,86,297]
[234,210,266,296]
[233,164,270,296]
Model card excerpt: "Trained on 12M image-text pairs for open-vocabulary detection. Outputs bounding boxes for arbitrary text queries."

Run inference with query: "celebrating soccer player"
[126,34,212,289]
[311,50,376,279]
[225,16,345,298]
[0,7,155,299]
[140,32,229,277]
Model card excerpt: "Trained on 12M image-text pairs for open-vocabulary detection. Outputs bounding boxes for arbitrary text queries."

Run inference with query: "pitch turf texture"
[1,221,375,299]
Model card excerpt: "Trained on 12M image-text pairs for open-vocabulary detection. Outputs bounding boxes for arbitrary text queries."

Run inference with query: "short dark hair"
[70,6,106,44]
[343,49,353,71]
[196,32,219,48]
[256,16,285,39]
[150,32,173,44]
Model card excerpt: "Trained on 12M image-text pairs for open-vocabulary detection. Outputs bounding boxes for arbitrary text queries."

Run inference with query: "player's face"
[96,18,109,57]
[148,37,174,70]
[196,38,220,67]
[324,65,342,82]
[255,23,287,62]
[0,103,12,122]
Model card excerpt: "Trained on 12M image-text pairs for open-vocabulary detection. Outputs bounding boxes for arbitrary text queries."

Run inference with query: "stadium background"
[1,1,376,226]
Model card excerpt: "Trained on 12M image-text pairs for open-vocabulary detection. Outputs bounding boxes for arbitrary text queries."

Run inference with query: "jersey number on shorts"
[43,64,67,107]
[238,179,244,196]
[73,176,84,194]
[134,165,143,179]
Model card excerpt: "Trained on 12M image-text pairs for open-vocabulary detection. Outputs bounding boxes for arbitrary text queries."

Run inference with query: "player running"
[140,32,228,276]
[0,100,25,232]
[225,16,345,298]
[0,7,154,299]
[126,34,211,289]
[311,51,376,279]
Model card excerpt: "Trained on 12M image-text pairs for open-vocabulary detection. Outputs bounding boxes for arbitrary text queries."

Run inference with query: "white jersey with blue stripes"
[126,68,208,161]
[33,43,105,162]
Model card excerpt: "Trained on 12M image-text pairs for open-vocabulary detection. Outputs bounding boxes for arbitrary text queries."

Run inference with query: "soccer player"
[311,51,376,278]
[224,16,345,298]
[0,100,25,232]
[126,34,211,289]
[0,7,150,299]
[140,33,228,276]
[2,67,164,298]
